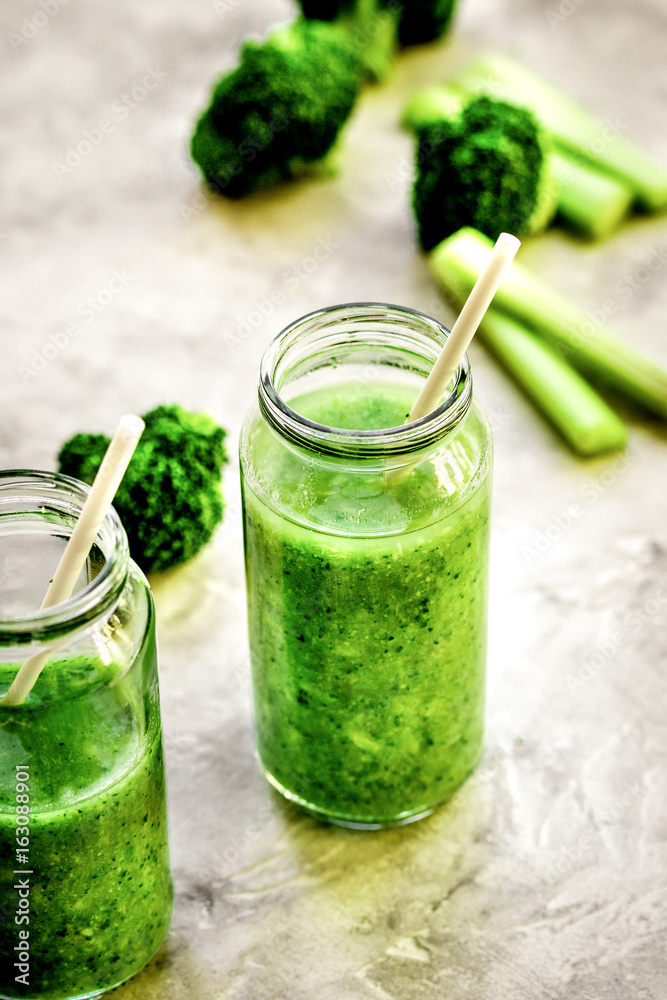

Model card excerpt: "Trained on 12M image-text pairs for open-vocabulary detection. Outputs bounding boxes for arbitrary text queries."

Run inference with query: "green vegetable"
[435,242,628,454]
[430,228,667,420]
[191,19,361,198]
[480,311,627,456]
[403,82,634,241]
[454,53,667,211]
[395,0,457,45]
[402,82,466,130]
[413,96,558,251]
[295,0,398,81]
[550,149,633,241]
[58,406,228,574]
[440,280,627,454]
[296,0,458,51]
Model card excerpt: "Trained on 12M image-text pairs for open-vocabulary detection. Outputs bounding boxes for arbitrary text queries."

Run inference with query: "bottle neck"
[258,302,472,463]
[0,472,129,651]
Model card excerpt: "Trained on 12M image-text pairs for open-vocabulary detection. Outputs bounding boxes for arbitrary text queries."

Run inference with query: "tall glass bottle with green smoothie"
[240,303,493,828]
[0,472,173,1000]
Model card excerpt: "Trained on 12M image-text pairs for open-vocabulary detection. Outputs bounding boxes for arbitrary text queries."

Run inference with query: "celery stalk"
[438,264,627,455]
[402,84,466,130]
[454,54,667,211]
[479,310,627,456]
[551,149,633,240]
[403,82,635,240]
[429,227,667,419]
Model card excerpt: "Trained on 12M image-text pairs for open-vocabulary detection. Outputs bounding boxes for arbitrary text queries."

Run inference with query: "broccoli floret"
[298,0,352,16]
[191,19,361,199]
[413,96,558,251]
[395,0,457,44]
[456,53,667,213]
[58,406,228,574]
[296,0,457,50]
[404,82,632,242]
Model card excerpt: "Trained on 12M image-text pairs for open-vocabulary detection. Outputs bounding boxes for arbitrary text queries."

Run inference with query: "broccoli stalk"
[430,228,667,420]
[191,19,361,198]
[454,54,667,212]
[412,96,559,251]
[338,0,400,82]
[403,84,634,241]
[58,406,228,574]
[294,0,399,81]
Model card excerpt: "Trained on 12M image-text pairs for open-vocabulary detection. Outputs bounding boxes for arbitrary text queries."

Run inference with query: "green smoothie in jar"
[0,473,173,1000]
[241,304,492,828]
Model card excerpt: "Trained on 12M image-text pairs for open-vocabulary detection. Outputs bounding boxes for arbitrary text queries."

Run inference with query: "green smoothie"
[242,381,491,826]
[0,630,173,999]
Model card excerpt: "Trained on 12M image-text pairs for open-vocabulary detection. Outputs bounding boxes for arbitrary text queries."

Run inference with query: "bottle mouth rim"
[0,471,129,646]
[259,302,472,457]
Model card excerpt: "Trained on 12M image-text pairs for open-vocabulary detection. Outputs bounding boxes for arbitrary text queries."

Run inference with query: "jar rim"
[259,302,472,457]
[0,471,129,646]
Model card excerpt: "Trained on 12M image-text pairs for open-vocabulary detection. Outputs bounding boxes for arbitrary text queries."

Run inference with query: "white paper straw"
[408,232,521,422]
[1,414,144,707]
[387,233,520,485]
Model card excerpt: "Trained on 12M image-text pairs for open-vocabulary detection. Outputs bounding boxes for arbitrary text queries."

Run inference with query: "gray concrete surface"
[1,0,666,996]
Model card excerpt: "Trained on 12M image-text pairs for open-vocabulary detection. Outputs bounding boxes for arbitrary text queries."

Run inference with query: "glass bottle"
[0,471,173,1000]
[240,303,493,828]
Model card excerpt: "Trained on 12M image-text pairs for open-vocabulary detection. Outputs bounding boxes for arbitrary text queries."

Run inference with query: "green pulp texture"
[0,632,173,999]
[242,382,491,825]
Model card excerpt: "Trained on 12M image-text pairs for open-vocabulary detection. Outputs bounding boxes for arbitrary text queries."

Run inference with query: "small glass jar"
[240,303,493,828]
[0,472,173,1000]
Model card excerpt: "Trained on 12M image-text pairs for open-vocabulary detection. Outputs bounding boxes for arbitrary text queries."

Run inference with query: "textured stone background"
[1,0,666,996]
